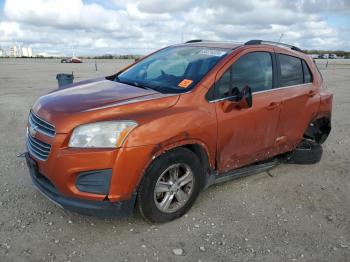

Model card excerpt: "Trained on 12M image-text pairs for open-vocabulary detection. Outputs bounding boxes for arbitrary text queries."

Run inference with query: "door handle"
[308,90,316,97]
[267,102,279,110]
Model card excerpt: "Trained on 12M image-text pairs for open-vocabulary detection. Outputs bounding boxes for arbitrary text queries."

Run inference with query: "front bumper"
[25,153,136,218]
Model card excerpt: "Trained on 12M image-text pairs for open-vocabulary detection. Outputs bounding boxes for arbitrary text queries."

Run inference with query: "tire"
[287,140,323,165]
[137,147,204,223]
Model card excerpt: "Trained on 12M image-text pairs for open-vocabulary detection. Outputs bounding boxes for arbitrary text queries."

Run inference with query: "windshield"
[116,46,230,93]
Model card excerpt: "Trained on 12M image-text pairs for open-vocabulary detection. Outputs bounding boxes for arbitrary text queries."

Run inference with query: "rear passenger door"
[274,52,320,150]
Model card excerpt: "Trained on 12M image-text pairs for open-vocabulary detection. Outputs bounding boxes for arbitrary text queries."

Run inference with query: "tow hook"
[17,152,26,158]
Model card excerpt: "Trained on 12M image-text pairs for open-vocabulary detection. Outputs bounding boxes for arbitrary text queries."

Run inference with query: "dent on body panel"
[128,90,216,140]
[217,91,281,172]
[219,116,277,171]
[157,126,213,163]
[127,89,217,169]
[150,131,190,154]
[319,90,333,113]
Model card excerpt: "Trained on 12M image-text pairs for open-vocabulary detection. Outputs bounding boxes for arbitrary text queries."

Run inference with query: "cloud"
[125,3,171,20]
[0,21,22,38]
[4,0,137,32]
[137,0,195,13]
[0,0,349,55]
[299,0,350,14]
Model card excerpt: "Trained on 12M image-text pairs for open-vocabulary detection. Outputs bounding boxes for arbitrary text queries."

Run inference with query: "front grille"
[26,133,52,161]
[29,112,55,137]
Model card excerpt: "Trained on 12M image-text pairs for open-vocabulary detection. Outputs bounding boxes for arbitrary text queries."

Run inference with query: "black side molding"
[204,158,280,189]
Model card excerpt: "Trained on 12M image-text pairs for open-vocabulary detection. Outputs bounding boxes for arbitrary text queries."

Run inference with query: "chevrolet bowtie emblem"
[28,124,38,137]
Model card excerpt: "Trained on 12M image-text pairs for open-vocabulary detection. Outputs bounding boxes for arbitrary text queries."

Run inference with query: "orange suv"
[25,40,332,222]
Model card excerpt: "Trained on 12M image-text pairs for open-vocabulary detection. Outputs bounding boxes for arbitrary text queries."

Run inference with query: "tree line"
[303,50,350,58]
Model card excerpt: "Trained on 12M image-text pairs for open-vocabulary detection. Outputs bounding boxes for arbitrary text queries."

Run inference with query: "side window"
[216,52,273,98]
[302,60,313,83]
[278,54,303,87]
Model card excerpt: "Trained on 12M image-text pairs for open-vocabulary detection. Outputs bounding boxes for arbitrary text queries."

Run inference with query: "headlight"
[68,121,137,148]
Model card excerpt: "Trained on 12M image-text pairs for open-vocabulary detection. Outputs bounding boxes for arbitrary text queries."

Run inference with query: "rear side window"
[278,54,303,87]
[302,60,313,83]
[216,52,273,98]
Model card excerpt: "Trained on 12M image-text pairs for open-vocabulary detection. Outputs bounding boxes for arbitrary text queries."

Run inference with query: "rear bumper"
[25,153,136,218]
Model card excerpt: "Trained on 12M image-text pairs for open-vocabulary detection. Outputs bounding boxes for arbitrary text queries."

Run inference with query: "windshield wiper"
[114,76,152,91]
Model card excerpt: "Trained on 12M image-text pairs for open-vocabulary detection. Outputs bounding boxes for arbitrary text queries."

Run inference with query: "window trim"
[254,82,312,94]
[208,82,313,103]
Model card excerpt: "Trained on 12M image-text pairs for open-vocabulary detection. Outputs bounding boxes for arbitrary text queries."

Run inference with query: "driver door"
[213,49,283,172]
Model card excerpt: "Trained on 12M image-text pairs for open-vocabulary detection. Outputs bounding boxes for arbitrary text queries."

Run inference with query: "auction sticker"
[178,79,193,88]
[198,49,227,57]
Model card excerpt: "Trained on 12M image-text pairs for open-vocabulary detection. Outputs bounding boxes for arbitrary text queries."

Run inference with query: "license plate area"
[26,153,38,177]
[25,153,64,209]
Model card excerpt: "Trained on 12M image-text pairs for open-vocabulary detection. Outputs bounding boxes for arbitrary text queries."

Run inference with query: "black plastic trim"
[271,52,278,89]
[205,84,216,101]
[275,52,282,88]
[185,39,203,43]
[76,169,112,195]
[204,158,280,189]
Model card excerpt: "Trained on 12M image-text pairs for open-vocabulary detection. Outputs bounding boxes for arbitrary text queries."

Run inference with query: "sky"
[0,0,349,56]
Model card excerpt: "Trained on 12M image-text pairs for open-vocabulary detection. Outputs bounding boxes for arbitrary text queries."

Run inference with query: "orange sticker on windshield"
[178,79,193,88]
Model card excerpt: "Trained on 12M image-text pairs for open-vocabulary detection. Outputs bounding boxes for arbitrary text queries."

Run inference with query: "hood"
[34,78,159,113]
[32,78,180,133]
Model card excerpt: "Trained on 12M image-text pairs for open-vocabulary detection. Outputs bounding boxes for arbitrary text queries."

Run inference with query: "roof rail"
[244,40,303,52]
[185,39,203,43]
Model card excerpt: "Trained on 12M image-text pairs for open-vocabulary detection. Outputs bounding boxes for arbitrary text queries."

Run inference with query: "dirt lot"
[0,58,349,262]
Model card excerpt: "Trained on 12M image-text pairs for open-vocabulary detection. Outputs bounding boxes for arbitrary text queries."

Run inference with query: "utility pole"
[181,24,186,43]
[278,33,284,42]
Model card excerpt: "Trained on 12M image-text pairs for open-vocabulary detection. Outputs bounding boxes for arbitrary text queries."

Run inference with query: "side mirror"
[237,85,252,108]
[220,86,253,113]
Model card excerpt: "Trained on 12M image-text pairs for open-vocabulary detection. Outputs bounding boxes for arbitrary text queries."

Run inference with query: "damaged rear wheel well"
[304,117,331,144]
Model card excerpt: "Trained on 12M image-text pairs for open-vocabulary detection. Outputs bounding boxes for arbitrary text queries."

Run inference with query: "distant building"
[9,45,17,57]
[6,44,34,57]
[22,47,33,57]
[0,48,4,57]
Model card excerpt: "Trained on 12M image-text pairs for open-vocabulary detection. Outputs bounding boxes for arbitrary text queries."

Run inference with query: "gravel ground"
[0,59,349,262]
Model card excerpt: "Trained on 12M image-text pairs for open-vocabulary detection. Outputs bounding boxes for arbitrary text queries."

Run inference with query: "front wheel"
[137,148,204,223]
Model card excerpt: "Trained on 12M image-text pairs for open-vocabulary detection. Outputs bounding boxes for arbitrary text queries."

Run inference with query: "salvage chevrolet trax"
[25,40,333,222]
